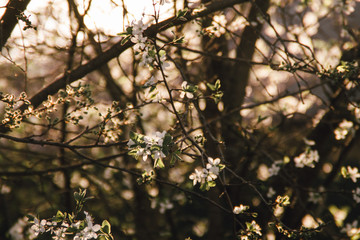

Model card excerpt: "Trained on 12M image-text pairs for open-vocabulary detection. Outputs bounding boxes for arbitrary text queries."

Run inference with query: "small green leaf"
[206,82,216,91]
[56,210,65,218]
[154,158,165,168]
[102,220,112,234]
[121,35,131,45]
[341,166,347,178]
[214,79,221,90]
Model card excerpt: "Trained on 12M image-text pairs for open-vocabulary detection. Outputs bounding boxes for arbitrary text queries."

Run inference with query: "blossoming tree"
[1,0,360,239]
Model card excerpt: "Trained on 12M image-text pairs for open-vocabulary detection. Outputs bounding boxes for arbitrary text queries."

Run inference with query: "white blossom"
[180,81,194,99]
[294,149,319,168]
[8,217,30,240]
[233,204,249,214]
[247,220,262,236]
[268,160,282,177]
[267,187,276,198]
[341,220,360,237]
[153,150,166,160]
[334,119,353,140]
[52,222,68,240]
[189,168,207,185]
[206,157,220,176]
[205,14,227,37]
[159,199,174,214]
[75,211,101,240]
[347,166,360,183]
[30,218,47,236]
[127,131,169,163]
[353,188,360,203]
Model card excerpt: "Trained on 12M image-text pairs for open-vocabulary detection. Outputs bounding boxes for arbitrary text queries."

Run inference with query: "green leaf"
[154,158,165,168]
[214,79,221,90]
[341,166,347,178]
[206,82,216,91]
[56,210,65,218]
[176,8,188,18]
[121,35,131,45]
[102,220,112,234]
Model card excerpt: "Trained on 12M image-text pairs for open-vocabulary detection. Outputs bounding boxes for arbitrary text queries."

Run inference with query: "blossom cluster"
[233,204,249,214]
[180,81,197,99]
[205,14,227,37]
[342,166,360,183]
[294,139,319,168]
[334,119,354,140]
[341,220,360,238]
[189,157,225,190]
[239,220,262,240]
[268,160,282,177]
[128,131,172,168]
[28,211,101,240]
[127,19,169,69]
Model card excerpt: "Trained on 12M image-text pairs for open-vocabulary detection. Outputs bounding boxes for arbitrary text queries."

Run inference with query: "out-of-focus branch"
[0,0,32,49]
[0,0,249,133]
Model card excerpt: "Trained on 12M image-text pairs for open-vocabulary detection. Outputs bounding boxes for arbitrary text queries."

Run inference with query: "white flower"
[127,139,136,148]
[130,19,148,36]
[233,204,249,214]
[304,138,315,146]
[334,120,353,140]
[30,218,47,236]
[206,14,227,37]
[140,49,155,66]
[8,217,29,240]
[267,187,276,198]
[247,220,262,236]
[206,168,218,181]
[342,220,360,237]
[353,188,360,203]
[155,130,167,146]
[347,166,360,183]
[268,160,282,177]
[180,81,194,99]
[136,147,151,161]
[159,199,174,214]
[81,211,101,239]
[206,157,220,176]
[52,222,68,240]
[189,168,206,185]
[294,149,319,168]
[153,150,166,160]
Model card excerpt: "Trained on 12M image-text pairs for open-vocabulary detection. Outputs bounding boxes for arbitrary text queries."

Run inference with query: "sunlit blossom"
[341,220,360,237]
[352,188,360,203]
[334,119,353,140]
[268,160,282,177]
[346,166,360,183]
[294,149,319,168]
[233,204,249,214]
[30,218,47,236]
[180,81,194,99]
